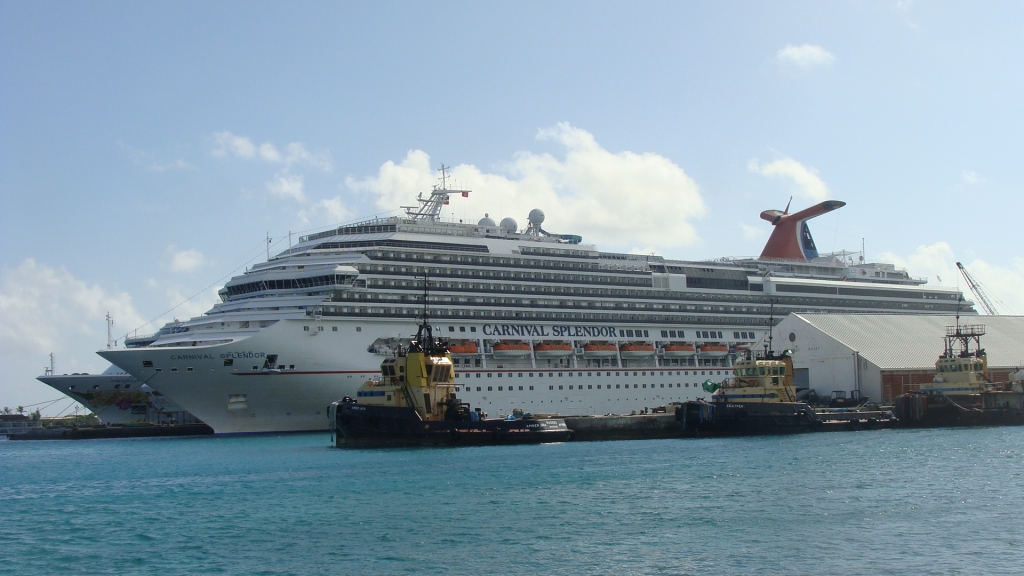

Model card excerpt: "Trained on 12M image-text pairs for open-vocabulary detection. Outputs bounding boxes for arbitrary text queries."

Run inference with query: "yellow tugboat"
[329,278,572,447]
[893,322,1024,428]
[678,343,819,436]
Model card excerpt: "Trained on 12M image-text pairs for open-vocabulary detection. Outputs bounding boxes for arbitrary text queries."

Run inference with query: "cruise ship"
[37,364,200,425]
[99,176,972,433]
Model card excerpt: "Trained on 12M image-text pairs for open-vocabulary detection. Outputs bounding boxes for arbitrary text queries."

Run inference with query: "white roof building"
[770,314,1024,403]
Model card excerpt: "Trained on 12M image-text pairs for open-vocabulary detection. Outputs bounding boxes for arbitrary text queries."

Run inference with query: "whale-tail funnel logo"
[759,199,846,261]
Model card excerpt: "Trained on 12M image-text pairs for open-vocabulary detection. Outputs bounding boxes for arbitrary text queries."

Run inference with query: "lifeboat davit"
[662,342,696,358]
[619,342,656,358]
[449,342,479,355]
[534,342,573,359]
[698,343,730,358]
[582,342,618,358]
[491,341,531,358]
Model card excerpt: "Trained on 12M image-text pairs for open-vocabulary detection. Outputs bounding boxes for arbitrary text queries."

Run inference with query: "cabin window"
[224,359,233,367]
[518,386,523,391]
[759,368,766,376]
[143,360,153,368]
[171,368,177,373]
[304,326,310,332]
[332,326,338,332]
[498,386,502,391]
[616,384,620,389]
[476,387,481,391]
[529,386,534,390]
[558,385,563,390]
[487,386,493,391]
[471,327,477,332]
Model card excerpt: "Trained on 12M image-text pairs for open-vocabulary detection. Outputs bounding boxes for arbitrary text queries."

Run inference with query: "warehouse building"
[770,314,1024,403]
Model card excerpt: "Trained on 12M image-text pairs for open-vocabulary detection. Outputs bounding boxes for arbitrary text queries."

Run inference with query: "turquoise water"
[2,428,1024,575]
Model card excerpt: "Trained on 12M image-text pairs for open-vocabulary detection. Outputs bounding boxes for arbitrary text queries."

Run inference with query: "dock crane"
[956,261,1000,315]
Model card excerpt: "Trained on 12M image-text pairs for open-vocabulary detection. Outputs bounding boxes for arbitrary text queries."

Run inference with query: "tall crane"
[956,261,1000,315]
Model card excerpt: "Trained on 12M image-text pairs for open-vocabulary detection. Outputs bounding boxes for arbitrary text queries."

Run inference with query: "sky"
[2,1,1023,413]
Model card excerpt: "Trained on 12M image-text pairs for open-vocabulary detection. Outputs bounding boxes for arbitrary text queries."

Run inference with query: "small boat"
[533,342,573,358]
[697,343,729,358]
[491,341,531,358]
[678,348,819,436]
[330,303,572,447]
[582,342,618,358]
[892,323,1024,428]
[448,342,479,355]
[662,342,696,358]
[619,342,656,358]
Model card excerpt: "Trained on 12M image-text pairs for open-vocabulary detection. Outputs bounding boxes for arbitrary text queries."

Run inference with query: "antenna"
[106,312,114,350]
[266,232,272,261]
[45,353,54,376]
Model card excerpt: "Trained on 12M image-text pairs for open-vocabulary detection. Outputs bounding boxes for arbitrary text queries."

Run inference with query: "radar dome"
[499,217,518,233]
[528,209,545,227]
[478,213,496,227]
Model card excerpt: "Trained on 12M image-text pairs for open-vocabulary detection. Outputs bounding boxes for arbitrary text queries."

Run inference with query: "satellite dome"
[478,213,496,227]
[499,217,518,233]
[528,209,545,227]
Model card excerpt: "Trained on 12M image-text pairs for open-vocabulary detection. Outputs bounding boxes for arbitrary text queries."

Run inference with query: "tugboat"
[329,278,572,447]
[892,322,1024,428]
[678,306,819,436]
[678,348,819,436]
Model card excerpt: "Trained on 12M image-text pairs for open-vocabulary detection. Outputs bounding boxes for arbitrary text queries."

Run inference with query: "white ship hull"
[100,316,725,433]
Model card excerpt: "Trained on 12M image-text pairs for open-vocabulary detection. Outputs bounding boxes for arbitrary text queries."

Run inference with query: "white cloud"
[259,143,282,163]
[346,123,705,250]
[748,157,830,201]
[212,131,332,171]
[300,197,353,224]
[878,242,1023,315]
[212,131,257,158]
[740,223,764,240]
[267,174,306,202]
[168,248,206,273]
[962,170,984,185]
[0,260,155,412]
[776,44,836,69]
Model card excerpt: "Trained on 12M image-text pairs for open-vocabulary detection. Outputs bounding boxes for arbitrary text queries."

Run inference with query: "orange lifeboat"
[698,343,729,358]
[491,341,531,358]
[534,342,573,359]
[582,341,618,358]
[662,342,696,358]
[448,342,479,355]
[619,342,656,358]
